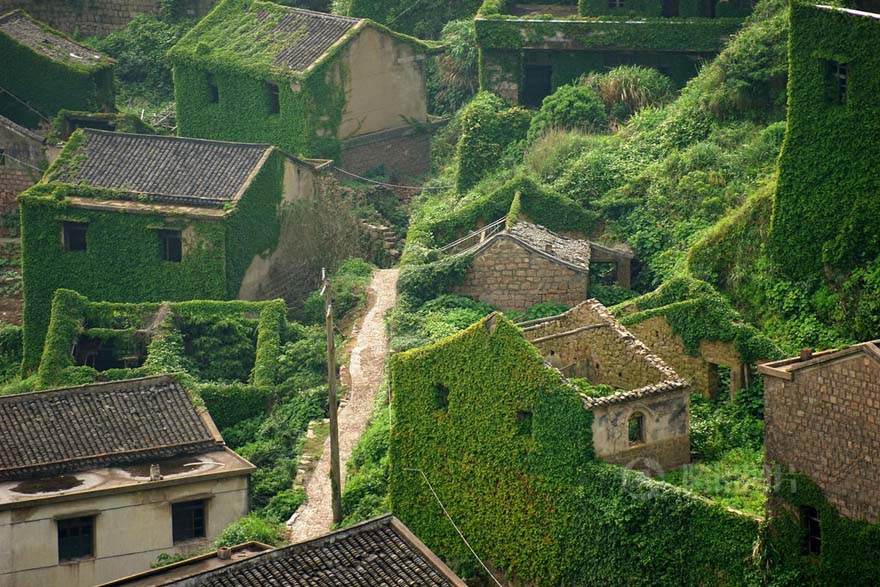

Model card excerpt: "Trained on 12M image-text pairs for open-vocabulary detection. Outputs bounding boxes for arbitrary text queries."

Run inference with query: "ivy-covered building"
[769,2,880,278]
[169,0,438,178]
[19,129,330,372]
[475,0,750,106]
[0,10,115,128]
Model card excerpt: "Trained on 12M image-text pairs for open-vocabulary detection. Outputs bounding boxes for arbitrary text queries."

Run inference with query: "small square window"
[802,505,821,555]
[58,516,94,561]
[268,83,280,114]
[157,229,182,262]
[628,412,645,445]
[827,60,848,104]
[172,500,206,543]
[608,0,625,8]
[207,75,219,104]
[62,221,87,252]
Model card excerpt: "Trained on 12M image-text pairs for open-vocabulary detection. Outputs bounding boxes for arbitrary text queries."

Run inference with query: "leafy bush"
[397,255,474,307]
[506,301,569,324]
[583,66,674,124]
[214,514,283,547]
[261,488,306,524]
[527,84,608,143]
[341,400,391,526]
[0,324,22,383]
[302,258,374,325]
[429,20,479,116]
[689,387,765,462]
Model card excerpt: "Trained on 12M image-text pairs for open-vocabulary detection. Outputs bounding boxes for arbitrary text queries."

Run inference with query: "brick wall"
[627,315,746,398]
[764,352,880,522]
[0,0,214,36]
[454,235,588,312]
[339,125,432,182]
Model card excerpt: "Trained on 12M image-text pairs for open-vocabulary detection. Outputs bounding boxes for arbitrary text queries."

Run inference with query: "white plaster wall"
[0,475,249,587]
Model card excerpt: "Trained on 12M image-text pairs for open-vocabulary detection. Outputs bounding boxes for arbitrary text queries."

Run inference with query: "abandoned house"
[169,0,440,179]
[760,341,880,524]
[520,299,690,472]
[96,515,466,587]
[0,10,115,128]
[475,0,751,106]
[0,375,254,587]
[613,278,780,398]
[0,114,49,211]
[19,129,331,371]
[448,218,632,312]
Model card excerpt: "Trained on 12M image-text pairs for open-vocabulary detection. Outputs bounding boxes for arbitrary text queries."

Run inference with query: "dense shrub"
[582,66,674,124]
[527,84,608,142]
[302,258,374,324]
[397,255,474,307]
[428,20,479,116]
[214,514,284,547]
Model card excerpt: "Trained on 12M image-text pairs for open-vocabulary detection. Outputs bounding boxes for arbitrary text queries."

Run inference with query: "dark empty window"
[58,516,94,561]
[802,505,821,555]
[523,52,553,109]
[268,83,281,114]
[827,61,848,104]
[628,412,645,445]
[62,221,87,252]
[433,383,450,411]
[608,0,625,7]
[0,149,6,166]
[172,500,206,543]
[207,75,219,104]
[517,410,533,435]
[157,229,182,262]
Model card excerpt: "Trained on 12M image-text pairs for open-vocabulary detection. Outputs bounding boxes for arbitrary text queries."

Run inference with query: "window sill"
[59,556,95,566]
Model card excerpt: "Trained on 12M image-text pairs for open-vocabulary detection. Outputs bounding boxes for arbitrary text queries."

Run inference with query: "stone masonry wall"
[764,353,880,522]
[454,235,588,312]
[0,0,214,36]
[525,300,678,390]
[339,126,431,182]
[627,315,745,398]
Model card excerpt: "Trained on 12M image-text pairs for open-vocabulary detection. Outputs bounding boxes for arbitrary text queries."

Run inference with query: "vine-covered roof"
[48,129,273,207]
[0,9,112,71]
[169,0,434,80]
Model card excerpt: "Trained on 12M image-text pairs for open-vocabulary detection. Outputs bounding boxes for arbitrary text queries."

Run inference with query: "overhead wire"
[332,165,452,191]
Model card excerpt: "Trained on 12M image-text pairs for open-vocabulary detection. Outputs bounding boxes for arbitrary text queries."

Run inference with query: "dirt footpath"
[287,268,398,541]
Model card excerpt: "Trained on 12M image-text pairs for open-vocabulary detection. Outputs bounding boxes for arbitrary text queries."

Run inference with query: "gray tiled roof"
[161,515,464,586]
[0,375,220,481]
[53,130,272,206]
[270,8,362,72]
[507,221,591,269]
[0,10,111,69]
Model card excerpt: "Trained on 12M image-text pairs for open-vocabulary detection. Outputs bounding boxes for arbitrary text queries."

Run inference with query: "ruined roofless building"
[169,0,441,179]
[0,375,254,587]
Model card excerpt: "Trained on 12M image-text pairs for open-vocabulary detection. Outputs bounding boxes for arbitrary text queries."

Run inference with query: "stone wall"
[627,315,749,398]
[591,388,690,474]
[454,235,589,312]
[0,0,214,36]
[525,300,677,390]
[763,350,880,522]
[339,124,432,182]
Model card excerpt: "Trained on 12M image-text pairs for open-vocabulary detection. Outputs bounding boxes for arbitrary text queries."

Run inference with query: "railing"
[438,216,506,256]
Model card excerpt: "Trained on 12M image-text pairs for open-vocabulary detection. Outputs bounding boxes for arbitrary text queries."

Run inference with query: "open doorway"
[522,52,553,108]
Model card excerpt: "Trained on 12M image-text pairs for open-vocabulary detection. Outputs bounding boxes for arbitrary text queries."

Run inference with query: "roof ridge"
[80,128,273,150]
[281,5,363,22]
[0,373,177,404]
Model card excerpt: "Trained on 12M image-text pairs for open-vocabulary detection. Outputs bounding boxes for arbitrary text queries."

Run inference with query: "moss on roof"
[168,0,437,81]
[0,10,113,73]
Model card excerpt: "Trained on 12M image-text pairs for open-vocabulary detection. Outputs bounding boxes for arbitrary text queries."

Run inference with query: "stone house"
[0,10,115,128]
[453,220,632,312]
[521,299,690,472]
[760,341,880,524]
[0,114,47,213]
[169,0,440,179]
[0,375,255,587]
[97,515,466,586]
[19,129,331,371]
[475,0,750,106]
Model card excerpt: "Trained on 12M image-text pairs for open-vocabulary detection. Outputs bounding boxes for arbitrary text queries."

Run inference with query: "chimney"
[217,547,232,560]
[149,464,162,481]
[799,348,814,362]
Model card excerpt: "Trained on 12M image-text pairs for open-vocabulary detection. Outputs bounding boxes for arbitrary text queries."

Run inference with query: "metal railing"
[438,216,506,256]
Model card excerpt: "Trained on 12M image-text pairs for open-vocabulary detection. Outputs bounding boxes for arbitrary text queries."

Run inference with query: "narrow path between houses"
[287,268,399,541]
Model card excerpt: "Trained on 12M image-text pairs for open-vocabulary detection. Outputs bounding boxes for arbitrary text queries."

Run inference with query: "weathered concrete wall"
[339,25,427,139]
[592,389,690,474]
[0,0,214,37]
[526,301,676,390]
[764,352,880,522]
[454,236,588,312]
[627,315,748,398]
[0,474,249,587]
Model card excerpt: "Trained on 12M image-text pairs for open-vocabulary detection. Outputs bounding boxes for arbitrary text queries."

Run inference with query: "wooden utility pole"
[322,268,343,525]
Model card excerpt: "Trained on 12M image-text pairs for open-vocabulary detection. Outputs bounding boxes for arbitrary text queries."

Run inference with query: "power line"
[332,166,452,191]
[404,467,504,586]
[387,0,431,25]
[0,85,51,123]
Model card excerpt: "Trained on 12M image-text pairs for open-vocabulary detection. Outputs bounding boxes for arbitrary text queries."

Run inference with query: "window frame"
[57,516,95,562]
[826,59,848,105]
[267,82,281,114]
[172,499,207,543]
[207,74,220,104]
[628,412,645,445]
[0,148,6,166]
[156,228,183,263]
[61,221,88,252]
[801,505,821,556]
[608,0,625,8]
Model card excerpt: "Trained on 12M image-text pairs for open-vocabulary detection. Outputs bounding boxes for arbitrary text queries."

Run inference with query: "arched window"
[628,412,645,445]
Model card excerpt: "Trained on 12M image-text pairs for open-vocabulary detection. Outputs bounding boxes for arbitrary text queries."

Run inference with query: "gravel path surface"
[287,268,398,541]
